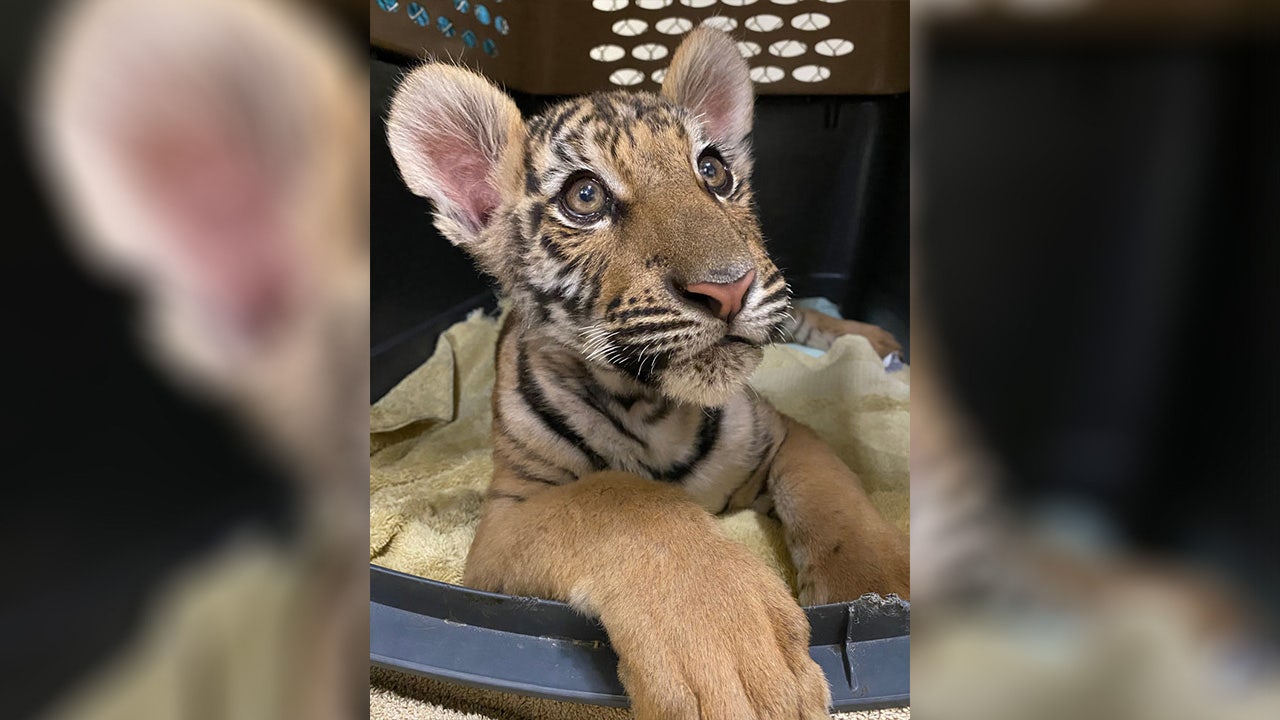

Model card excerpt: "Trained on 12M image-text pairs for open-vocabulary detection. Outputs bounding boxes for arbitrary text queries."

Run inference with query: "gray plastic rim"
[370,564,909,711]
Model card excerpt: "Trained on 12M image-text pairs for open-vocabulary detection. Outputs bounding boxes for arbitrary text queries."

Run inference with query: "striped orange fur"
[387,28,907,719]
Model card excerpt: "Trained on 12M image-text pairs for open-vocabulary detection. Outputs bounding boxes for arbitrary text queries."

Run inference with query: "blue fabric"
[784,298,907,372]
[784,298,843,358]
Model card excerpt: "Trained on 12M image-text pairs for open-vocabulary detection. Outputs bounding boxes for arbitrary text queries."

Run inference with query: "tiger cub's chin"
[657,342,763,408]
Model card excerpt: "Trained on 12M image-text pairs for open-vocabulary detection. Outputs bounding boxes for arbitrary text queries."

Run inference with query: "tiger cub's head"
[387,28,789,407]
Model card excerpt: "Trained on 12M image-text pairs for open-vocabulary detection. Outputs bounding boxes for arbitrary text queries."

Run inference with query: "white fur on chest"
[497,337,779,513]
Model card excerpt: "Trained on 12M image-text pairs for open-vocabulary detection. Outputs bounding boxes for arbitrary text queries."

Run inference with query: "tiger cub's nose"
[677,268,756,323]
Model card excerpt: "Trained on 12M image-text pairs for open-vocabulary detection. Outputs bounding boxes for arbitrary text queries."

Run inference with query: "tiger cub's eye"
[698,151,732,195]
[562,175,609,218]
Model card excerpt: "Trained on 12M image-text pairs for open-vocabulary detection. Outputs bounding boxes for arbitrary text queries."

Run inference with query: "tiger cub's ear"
[386,64,525,246]
[662,27,753,149]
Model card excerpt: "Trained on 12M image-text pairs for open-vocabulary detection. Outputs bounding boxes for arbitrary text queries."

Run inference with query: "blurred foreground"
[7,1,368,719]
[912,1,1280,718]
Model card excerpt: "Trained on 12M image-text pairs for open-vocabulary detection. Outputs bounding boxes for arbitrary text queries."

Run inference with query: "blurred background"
[5,0,1280,718]
[911,0,1280,718]
[0,1,368,719]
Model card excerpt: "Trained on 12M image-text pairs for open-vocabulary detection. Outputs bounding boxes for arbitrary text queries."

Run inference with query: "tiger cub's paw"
[837,319,903,359]
[798,531,911,605]
[608,545,831,720]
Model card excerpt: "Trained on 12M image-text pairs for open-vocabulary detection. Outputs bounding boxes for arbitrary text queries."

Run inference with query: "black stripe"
[525,163,539,194]
[552,142,575,168]
[506,460,564,487]
[747,407,778,480]
[516,343,608,470]
[762,270,784,289]
[524,283,558,322]
[485,490,527,503]
[644,398,673,423]
[610,319,697,338]
[526,204,544,235]
[608,306,681,322]
[575,389,645,445]
[578,266,604,313]
[544,103,578,143]
[607,124,622,157]
[575,368,647,446]
[564,125,587,148]
[539,233,567,262]
[652,407,723,482]
[494,412,577,482]
[493,440,564,487]
[591,96,620,124]
[758,286,790,309]
[607,344,671,385]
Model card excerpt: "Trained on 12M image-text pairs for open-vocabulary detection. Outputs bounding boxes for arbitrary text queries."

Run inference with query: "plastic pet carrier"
[370,0,910,711]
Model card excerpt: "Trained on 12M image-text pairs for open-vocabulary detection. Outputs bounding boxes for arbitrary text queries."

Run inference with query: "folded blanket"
[369,304,911,718]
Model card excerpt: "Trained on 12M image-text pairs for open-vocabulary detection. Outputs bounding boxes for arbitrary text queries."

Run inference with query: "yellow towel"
[370,307,909,585]
[369,306,911,718]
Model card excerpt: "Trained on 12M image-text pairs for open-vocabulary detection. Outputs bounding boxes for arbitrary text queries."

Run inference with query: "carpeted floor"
[370,668,910,720]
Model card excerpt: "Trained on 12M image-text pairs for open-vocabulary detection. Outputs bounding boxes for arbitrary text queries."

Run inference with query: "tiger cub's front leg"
[786,306,903,359]
[768,417,910,603]
[464,469,831,720]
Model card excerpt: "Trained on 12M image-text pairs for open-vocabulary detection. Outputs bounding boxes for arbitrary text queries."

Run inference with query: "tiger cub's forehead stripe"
[521,93,703,199]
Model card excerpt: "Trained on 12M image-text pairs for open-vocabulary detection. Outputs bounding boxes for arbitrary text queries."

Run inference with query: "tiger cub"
[387,28,908,720]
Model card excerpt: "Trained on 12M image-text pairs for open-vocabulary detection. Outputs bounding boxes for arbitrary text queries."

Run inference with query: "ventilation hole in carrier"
[737,40,762,57]
[593,0,629,11]
[680,0,718,7]
[406,3,428,26]
[768,39,805,57]
[702,16,738,32]
[655,17,693,34]
[814,38,854,57]
[473,4,490,24]
[749,65,784,83]
[590,44,627,62]
[632,43,669,61]
[376,0,399,13]
[791,12,831,31]
[792,64,831,83]
[612,18,648,36]
[769,0,800,5]
[651,67,668,84]
[636,0,674,9]
[721,0,759,6]
[609,68,646,86]
[744,14,784,32]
